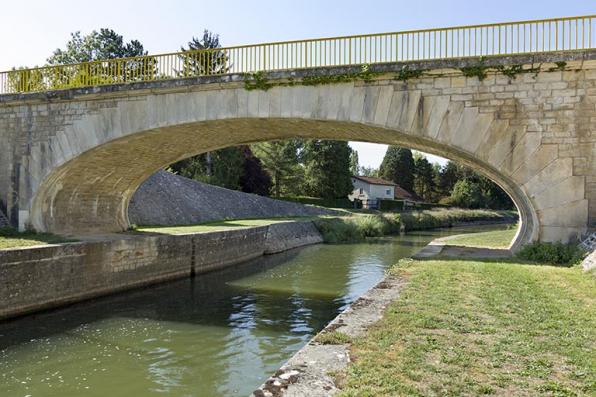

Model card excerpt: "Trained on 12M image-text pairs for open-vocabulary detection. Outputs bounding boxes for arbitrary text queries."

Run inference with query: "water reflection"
[0,225,507,396]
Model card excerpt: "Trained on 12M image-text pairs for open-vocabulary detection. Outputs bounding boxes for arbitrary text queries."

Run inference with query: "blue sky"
[2,0,593,168]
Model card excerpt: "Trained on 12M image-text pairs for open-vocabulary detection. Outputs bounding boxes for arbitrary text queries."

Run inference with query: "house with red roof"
[348,176,423,208]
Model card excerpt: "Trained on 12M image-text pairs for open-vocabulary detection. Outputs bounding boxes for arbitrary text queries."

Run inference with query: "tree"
[349,149,360,176]
[168,147,244,191]
[437,160,515,210]
[239,146,272,196]
[252,140,303,197]
[379,146,414,191]
[451,180,483,208]
[46,29,153,88]
[360,166,379,177]
[6,67,46,93]
[436,160,462,199]
[177,30,228,77]
[301,140,353,199]
[169,30,228,178]
[209,147,244,190]
[169,153,209,180]
[413,153,435,202]
[47,29,147,65]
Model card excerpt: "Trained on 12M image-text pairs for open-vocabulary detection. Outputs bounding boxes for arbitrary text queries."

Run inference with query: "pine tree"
[178,30,228,77]
[252,141,302,197]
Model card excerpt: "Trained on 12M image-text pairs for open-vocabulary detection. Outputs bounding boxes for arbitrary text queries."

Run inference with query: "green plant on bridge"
[394,65,427,82]
[244,57,570,91]
[460,56,561,82]
[244,64,390,91]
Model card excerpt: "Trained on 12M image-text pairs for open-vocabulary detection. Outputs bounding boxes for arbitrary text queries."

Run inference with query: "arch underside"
[32,118,534,249]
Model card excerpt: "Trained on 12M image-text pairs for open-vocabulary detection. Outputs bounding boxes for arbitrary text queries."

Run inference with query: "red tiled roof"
[352,175,398,186]
[394,185,424,202]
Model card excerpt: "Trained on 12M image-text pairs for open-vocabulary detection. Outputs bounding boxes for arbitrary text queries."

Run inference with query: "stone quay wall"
[0,221,323,320]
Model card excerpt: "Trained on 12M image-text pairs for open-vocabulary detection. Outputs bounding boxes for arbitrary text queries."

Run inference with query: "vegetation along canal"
[0,225,507,396]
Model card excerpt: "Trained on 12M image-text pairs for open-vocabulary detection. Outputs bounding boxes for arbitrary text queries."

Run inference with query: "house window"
[386,189,390,195]
[359,188,364,194]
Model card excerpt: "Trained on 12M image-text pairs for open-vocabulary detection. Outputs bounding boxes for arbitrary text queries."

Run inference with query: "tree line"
[373,146,514,210]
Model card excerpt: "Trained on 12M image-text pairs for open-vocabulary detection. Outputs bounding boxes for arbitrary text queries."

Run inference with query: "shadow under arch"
[31,118,534,250]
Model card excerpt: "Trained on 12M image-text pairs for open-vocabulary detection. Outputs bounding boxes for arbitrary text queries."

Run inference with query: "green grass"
[0,227,77,249]
[337,259,596,397]
[133,217,313,234]
[444,228,518,248]
[313,209,517,243]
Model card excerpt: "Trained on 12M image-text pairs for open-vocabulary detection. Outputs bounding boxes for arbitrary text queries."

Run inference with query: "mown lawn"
[444,228,517,248]
[134,217,313,234]
[337,258,596,396]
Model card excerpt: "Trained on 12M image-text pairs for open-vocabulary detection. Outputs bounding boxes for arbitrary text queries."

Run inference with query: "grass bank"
[336,258,596,396]
[0,227,77,249]
[133,217,313,234]
[334,228,594,396]
[443,228,518,248]
[313,209,517,243]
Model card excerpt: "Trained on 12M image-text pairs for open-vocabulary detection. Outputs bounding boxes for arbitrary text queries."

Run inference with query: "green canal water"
[0,225,506,396]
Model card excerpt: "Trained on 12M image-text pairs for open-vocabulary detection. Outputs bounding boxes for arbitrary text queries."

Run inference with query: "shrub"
[312,218,364,243]
[312,213,402,243]
[516,241,587,267]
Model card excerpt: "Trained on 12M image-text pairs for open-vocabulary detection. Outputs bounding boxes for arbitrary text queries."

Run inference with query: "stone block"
[450,107,478,149]
[510,144,558,185]
[537,200,588,228]
[499,132,542,176]
[372,85,394,126]
[531,176,585,211]
[397,90,422,133]
[422,95,450,139]
[474,119,509,160]
[462,112,493,154]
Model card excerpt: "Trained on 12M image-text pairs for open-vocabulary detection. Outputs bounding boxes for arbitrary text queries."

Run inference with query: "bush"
[312,213,402,243]
[312,218,365,243]
[516,241,587,267]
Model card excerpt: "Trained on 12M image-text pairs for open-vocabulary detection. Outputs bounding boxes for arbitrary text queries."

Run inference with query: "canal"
[0,225,506,396]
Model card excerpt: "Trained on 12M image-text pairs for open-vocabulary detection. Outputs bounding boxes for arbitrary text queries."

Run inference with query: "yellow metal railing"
[2,15,595,94]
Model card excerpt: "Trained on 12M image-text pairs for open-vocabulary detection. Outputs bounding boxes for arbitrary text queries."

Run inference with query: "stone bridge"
[1,51,596,249]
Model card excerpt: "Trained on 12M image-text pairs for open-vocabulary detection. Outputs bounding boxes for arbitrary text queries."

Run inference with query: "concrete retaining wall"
[0,221,322,320]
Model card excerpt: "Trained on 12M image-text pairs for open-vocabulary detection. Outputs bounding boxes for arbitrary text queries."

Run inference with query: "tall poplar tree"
[379,146,415,191]
[301,141,353,199]
[349,150,360,176]
[413,153,435,202]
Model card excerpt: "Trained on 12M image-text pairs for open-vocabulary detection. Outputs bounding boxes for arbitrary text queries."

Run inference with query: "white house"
[348,176,424,208]
[348,176,397,206]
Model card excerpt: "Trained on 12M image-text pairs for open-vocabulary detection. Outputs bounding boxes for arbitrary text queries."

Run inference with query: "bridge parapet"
[1,15,595,95]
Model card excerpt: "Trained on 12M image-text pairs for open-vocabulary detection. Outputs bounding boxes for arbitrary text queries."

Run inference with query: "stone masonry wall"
[0,221,323,320]
[1,51,596,245]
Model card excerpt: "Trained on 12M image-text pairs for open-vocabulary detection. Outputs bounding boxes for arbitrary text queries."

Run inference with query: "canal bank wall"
[0,221,323,320]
